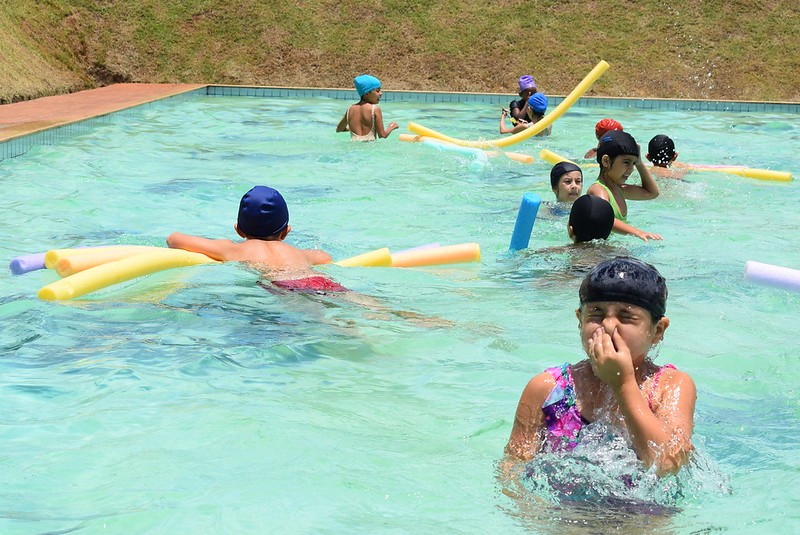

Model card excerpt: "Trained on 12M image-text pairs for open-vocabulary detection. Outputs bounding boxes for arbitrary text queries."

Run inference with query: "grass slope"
[2,0,799,103]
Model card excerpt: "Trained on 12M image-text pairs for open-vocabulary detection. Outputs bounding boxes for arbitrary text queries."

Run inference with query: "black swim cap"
[648,134,676,166]
[550,161,583,189]
[596,130,640,165]
[579,257,668,320]
[569,195,614,243]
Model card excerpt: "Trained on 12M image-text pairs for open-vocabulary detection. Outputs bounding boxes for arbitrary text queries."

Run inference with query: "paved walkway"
[0,83,206,142]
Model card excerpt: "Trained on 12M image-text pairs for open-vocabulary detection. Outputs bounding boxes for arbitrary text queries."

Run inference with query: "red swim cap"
[595,118,623,139]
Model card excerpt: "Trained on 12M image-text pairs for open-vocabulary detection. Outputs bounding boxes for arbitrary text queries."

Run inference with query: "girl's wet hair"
[579,257,668,320]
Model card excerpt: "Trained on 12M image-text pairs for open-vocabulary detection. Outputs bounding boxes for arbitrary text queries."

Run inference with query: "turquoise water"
[1,94,799,533]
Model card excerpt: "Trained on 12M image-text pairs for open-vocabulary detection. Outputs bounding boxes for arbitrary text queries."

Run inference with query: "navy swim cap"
[648,134,676,166]
[569,195,614,243]
[596,130,640,164]
[550,161,583,189]
[527,92,548,114]
[579,257,668,320]
[237,186,289,239]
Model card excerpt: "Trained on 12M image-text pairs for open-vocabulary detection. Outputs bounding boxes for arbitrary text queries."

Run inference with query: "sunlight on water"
[1,94,798,533]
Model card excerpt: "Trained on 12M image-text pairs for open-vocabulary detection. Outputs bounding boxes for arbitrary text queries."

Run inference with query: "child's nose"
[601,316,618,333]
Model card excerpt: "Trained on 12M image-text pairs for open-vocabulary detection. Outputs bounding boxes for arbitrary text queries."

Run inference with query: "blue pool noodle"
[9,252,47,275]
[509,193,541,251]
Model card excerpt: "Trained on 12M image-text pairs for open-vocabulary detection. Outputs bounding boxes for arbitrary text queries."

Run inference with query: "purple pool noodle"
[394,242,441,255]
[744,260,800,293]
[9,252,47,275]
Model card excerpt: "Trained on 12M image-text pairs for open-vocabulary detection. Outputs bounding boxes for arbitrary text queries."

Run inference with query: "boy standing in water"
[167,186,347,292]
[646,134,688,180]
[587,131,662,242]
[336,74,398,141]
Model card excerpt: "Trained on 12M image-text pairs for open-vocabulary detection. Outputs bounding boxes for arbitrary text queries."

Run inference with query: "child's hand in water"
[587,327,635,387]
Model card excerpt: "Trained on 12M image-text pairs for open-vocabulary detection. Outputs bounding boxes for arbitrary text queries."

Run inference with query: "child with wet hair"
[646,134,688,180]
[587,130,662,241]
[506,257,696,476]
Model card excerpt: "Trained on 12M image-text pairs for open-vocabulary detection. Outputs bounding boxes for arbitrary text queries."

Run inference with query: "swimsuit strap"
[370,104,376,134]
[542,363,584,451]
[592,180,626,221]
[647,363,677,411]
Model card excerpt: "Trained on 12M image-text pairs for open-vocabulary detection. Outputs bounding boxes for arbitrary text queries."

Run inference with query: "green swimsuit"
[592,181,626,222]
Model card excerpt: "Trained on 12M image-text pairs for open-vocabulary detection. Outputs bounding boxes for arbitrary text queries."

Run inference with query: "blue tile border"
[2,84,798,162]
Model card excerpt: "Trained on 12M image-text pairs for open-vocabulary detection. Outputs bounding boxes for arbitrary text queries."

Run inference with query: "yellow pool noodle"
[55,246,170,277]
[38,249,216,301]
[407,60,610,149]
[539,149,582,166]
[390,243,481,268]
[44,245,159,269]
[399,134,534,164]
[703,167,792,182]
[335,247,393,267]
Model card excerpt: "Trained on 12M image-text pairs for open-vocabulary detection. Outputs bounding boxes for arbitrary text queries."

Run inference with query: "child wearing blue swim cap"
[506,257,696,477]
[587,131,662,241]
[336,74,398,142]
[499,91,552,137]
[167,186,347,292]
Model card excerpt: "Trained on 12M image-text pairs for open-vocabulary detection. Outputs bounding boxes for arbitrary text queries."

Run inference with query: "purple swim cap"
[518,75,536,93]
[237,186,289,239]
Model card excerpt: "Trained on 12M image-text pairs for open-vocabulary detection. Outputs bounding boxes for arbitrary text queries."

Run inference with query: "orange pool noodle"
[390,243,481,268]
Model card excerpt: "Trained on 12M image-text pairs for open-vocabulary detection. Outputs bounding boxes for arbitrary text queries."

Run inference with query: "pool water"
[1,94,799,533]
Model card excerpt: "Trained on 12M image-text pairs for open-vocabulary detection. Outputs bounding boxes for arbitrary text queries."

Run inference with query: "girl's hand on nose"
[588,327,634,387]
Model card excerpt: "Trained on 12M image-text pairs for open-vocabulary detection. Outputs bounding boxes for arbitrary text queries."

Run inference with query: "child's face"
[577,301,667,364]
[553,171,583,202]
[364,88,383,104]
[603,154,638,184]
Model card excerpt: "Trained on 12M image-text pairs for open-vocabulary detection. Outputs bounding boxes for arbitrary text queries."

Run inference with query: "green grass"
[1,0,799,103]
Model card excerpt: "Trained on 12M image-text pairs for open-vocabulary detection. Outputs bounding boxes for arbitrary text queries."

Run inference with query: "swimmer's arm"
[335,108,350,132]
[611,218,663,242]
[614,370,697,476]
[584,148,598,159]
[302,249,333,265]
[505,372,552,461]
[374,106,398,138]
[166,232,238,261]
[621,160,660,200]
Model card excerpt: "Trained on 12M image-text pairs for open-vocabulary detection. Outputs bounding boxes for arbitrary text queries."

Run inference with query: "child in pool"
[505,257,696,476]
[646,134,688,180]
[584,118,623,159]
[336,74,398,142]
[568,194,614,244]
[587,130,662,241]
[500,92,552,136]
[166,186,344,292]
[550,161,584,203]
[508,75,538,125]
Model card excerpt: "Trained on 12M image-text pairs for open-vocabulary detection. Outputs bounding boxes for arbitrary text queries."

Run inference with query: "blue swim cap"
[354,74,381,97]
[237,186,289,239]
[527,92,548,114]
[580,257,668,320]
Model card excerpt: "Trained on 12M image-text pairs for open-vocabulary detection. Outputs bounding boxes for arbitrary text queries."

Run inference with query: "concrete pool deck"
[0,83,206,142]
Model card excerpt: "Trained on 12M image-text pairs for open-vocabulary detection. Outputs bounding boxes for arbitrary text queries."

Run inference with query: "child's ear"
[279,225,291,240]
[652,317,670,344]
[600,154,610,168]
[234,224,246,239]
[645,152,652,163]
[672,151,679,162]
[568,225,577,242]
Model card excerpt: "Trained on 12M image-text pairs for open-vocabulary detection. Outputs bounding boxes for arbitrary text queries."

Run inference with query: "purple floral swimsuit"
[541,362,676,452]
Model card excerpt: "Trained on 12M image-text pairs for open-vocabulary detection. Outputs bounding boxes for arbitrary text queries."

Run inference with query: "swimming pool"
[1,93,799,533]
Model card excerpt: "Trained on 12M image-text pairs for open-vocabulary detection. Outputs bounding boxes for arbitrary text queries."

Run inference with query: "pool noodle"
[38,249,216,301]
[335,247,393,267]
[44,245,159,269]
[407,60,610,149]
[9,252,47,275]
[55,246,170,277]
[394,242,441,255]
[540,149,791,182]
[399,134,534,164]
[744,261,800,293]
[390,243,480,268]
[509,193,542,251]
